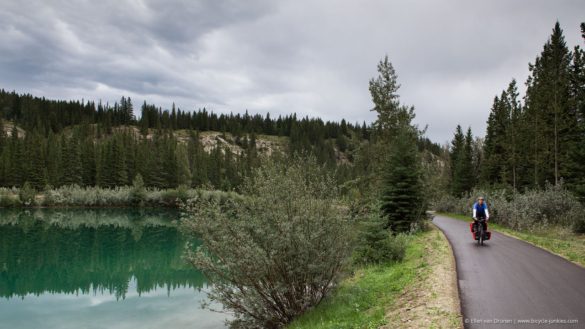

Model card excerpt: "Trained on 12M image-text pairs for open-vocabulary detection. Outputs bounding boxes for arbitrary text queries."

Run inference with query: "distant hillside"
[2,120,352,164]
[0,90,442,191]
[0,117,362,191]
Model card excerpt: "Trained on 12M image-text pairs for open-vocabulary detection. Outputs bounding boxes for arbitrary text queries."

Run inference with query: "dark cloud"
[0,0,583,142]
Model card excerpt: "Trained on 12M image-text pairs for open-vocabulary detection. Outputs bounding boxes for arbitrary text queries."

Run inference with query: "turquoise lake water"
[0,209,228,329]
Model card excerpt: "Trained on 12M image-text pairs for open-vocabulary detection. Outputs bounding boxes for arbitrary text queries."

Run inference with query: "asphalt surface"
[432,214,585,329]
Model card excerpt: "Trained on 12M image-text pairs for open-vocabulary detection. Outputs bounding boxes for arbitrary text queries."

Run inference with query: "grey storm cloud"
[0,0,584,142]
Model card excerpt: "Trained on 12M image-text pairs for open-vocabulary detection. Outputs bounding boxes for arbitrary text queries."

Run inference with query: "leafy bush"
[0,183,242,209]
[18,182,36,206]
[130,174,147,205]
[572,216,585,234]
[433,183,585,232]
[41,185,132,207]
[0,188,19,207]
[353,204,409,264]
[181,157,352,329]
[431,194,462,214]
[158,185,196,206]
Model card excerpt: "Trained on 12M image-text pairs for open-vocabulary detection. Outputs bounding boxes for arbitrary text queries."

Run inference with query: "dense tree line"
[0,90,367,142]
[447,22,585,199]
[0,112,372,191]
[0,95,443,192]
[0,124,256,190]
[0,88,386,190]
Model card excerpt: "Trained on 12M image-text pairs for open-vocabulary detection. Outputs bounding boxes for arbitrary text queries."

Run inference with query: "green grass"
[438,212,585,267]
[287,231,431,329]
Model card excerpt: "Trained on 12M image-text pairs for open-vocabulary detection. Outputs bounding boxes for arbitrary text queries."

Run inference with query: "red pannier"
[470,222,491,240]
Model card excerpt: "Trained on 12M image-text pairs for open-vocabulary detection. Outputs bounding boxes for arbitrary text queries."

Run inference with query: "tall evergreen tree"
[523,22,574,187]
[6,126,23,187]
[0,117,6,186]
[176,144,192,187]
[25,131,47,189]
[61,135,83,186]
[0,115,5,154]
[187,131,207,187]
[449,125,465,195]
[459,128,476,192]
[111,136,128,186]
[450,126,475,195]
[567,28,585,200]
[505,80,523,190]
[119,96,135,125]
[481,90,512,187]
[46,131,62,187]
[163,135,178,188]
[369,55,415,140]
[380,128,424,233]
[81,139,96,186]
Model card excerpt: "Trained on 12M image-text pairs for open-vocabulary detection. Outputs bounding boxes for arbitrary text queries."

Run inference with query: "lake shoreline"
[0,185,242,209]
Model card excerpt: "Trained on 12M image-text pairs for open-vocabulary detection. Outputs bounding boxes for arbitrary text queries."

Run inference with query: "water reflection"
[0,209,227,329]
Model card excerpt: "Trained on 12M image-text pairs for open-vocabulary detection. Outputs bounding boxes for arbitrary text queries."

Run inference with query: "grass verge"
[438,212,585,268]
[288,225,462,329]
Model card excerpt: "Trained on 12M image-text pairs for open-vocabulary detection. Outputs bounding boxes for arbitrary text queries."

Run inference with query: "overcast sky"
[1,0,584,143]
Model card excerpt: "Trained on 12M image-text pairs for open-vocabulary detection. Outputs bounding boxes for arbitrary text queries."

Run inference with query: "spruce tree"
[523,22,574,187]
[6,126,23,187]
[140,101,150,135]
[163,135,178,188]
[145,135,166,188]
[0,149,8,187]
[81,139,96,186]
[96,141,113,187]
[46,131,62,187]
[449,125,465,195]
[459,128,476,192]
[369,55,415,140]
[505,80,523,190]
[380,128,424,232]
[0,115,5,154]
[111,136,128,186]
[481,92,510,187]
[25,131,47,189]
[354,205,406,264]
[122,132,137,184]
[62,136,83,186]
[119,96,135,125]
[176,144,192,187]
[187,131,206,187]
[0,117,5,185]
[567,38,585,199]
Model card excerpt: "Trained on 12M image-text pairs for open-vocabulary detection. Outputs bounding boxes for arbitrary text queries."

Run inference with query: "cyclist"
[472,196,490,234]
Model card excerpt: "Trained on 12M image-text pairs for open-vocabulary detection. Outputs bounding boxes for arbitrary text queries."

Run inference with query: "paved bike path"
[432,214,585,329]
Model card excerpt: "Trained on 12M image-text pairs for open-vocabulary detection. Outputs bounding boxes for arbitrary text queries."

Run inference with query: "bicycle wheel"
[478,225,483,246]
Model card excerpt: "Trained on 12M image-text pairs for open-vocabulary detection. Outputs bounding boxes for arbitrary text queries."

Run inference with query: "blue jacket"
[473,202,489,219]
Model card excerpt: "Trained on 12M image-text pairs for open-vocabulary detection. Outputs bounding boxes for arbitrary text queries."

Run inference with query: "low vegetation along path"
[432,213,585,329]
